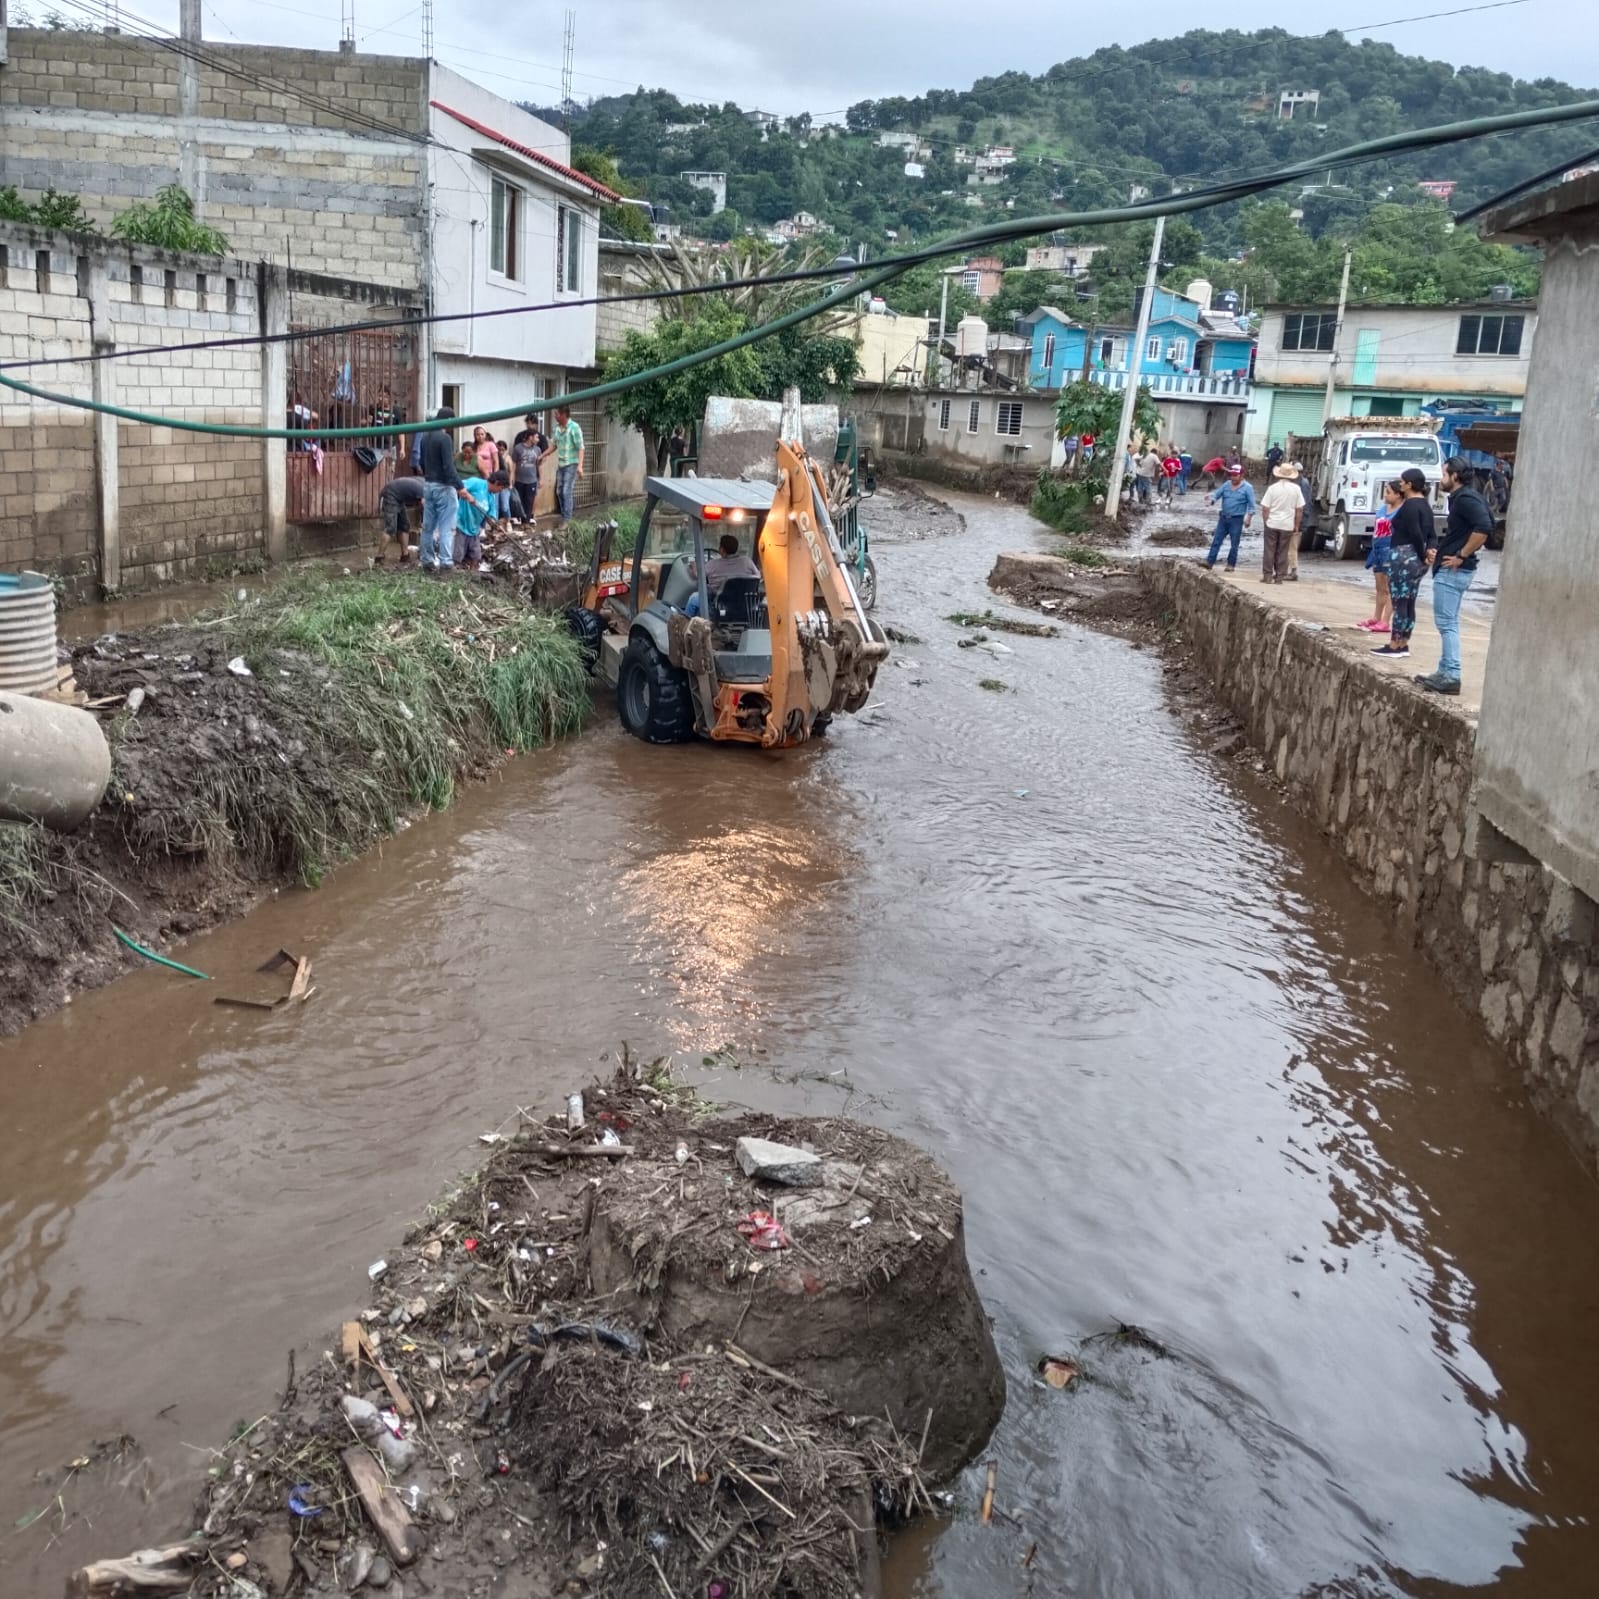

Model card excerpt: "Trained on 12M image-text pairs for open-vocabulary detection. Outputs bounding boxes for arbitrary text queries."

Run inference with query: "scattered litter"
[125,686,146,715]
[566,1093,586,1130]
[600,1128,622,1147]
[977,639,1014,657]
[1013,789,1029,799]
[226,656,252,677]
[1038,1357,1081,1390]
[849,1215,872,1231]
[980,1461,998,1525]
[287,1485,323,1517]
[675,1141,690,1165]
[462,1237,478,1252]
[737,1211,791,1251]
[214,948,314,1011]
[368,1260,388,1279]
[478,1131,507,1145]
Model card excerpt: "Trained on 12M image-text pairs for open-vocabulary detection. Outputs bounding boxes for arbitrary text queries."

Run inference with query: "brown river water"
[4,495,1599,1597]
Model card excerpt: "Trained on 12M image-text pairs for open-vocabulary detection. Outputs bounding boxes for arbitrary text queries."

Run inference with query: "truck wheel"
[857,554,878,612]
[1332,511,1360,560]
[617,634,695,744]
[1297,525,1317,554]
[565,605,604,674]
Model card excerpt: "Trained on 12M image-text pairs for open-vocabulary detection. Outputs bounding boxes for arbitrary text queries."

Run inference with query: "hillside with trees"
[548,27,1593,315]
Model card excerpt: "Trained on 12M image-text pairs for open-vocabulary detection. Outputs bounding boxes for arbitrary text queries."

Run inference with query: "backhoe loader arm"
[761,438,888,747]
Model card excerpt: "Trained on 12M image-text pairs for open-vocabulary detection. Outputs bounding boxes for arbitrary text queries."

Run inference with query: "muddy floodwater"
[5,492,1599,1597]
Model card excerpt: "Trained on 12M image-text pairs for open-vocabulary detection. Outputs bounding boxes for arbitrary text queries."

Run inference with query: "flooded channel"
[4,493,1599,1597]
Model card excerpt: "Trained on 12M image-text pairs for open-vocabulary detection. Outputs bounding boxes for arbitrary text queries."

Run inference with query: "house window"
[967,399,981,433]
[1282,311,1337,352]
[1457,312,1524,356]
[1168,337,1188,366]
[1098,335,1116,366]
[557,205,583,294]
[961,270,981,293]
[938,399,951,431]
[490,175,522,281]
[1041,333,1056,370]
[1145,335,1162,363]
[996,401,1023,437]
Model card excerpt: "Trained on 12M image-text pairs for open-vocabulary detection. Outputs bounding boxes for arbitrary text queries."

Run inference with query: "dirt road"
[4,493,1599,1598]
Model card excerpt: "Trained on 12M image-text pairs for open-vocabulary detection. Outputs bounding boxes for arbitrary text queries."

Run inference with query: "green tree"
[877,262,979,323]
[602,308,765,469]
[572,146,653,242]
[755,324,860,399]
[1053,381,1162,482]
[703,207,744,242]
[110,185,228,254]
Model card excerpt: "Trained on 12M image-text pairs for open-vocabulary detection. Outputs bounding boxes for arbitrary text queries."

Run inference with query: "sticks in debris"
[66,1541,205,1597]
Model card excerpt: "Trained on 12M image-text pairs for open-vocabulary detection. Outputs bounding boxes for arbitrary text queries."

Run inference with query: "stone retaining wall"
[1142,557,1599,1168]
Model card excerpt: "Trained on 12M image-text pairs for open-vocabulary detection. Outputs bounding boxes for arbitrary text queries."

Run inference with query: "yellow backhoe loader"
[568,396,888,747]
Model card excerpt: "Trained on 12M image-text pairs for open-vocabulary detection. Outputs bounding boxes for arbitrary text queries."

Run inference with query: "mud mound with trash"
[70,1060,1004,1599]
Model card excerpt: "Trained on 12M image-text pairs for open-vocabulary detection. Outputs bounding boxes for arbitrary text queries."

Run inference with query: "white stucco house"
[425,66,617,432]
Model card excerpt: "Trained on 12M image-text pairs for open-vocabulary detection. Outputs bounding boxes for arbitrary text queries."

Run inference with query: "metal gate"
[286,324,419,523]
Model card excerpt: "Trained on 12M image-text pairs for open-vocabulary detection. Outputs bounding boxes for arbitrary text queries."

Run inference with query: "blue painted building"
[1020,287,1254,391]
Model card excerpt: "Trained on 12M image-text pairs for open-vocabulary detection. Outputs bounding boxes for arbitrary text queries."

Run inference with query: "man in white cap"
[1258,461,1304,584]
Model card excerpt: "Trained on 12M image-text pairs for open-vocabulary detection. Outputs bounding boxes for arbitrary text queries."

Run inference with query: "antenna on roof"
[561,10,576,131]
[421,0,433,58]
[340,0,354,50]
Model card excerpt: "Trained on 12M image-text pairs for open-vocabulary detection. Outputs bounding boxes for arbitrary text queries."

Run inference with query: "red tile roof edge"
[430,101,623,204]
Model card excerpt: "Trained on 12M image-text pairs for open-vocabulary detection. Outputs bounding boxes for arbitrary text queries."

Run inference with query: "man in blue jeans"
[417,406,470,573]
[1204,465,1258,571]
[1416,455,1494,696]
[552,405,584,522]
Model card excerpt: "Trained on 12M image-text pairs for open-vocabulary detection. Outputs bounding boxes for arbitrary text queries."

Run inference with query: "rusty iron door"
[286,324,418,523]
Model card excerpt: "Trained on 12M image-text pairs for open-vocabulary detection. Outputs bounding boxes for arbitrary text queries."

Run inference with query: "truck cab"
[1310,426,1445,560]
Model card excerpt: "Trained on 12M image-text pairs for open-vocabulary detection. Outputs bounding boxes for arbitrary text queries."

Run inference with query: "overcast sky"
[124,0,1596,119]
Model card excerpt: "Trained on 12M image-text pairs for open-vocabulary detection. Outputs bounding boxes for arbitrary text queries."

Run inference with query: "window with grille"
[961,270,981,293]
[490,176,521,281]
[995,401,1023,436]
[938,399,951,431]
[1456,313,1524,356]
[1282,311,1337,351]
[967,399,981,433]
[1041,333,1056,370]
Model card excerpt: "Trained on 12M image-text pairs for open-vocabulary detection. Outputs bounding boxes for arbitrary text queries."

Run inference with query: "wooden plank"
[346,1321,413,1418]
[66,1541,203,1597]
[341,1320,363,1367]
[342,1447,420,1566]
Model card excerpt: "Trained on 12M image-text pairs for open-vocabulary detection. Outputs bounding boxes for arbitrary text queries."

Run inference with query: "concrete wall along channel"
[1142,559,1599,1167]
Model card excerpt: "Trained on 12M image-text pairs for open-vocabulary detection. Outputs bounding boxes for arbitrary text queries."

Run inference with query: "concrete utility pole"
[1105,214,1164,525]
[1321,243,1353,425]
[932,270,949,388]
[178,0,200,199]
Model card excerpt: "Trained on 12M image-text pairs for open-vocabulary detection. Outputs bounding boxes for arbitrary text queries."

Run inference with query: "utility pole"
[177,0,200,200]
[1105,214,1164,525]
[421,0,433,57]
[560,10,575,131]
[1322,243,1353,425]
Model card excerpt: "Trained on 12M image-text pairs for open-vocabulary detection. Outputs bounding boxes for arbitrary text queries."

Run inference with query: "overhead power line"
[2,94,1596,438]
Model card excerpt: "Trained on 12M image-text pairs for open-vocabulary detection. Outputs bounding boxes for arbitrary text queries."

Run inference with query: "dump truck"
[1288,416,1446,559]
[568,395,887,748]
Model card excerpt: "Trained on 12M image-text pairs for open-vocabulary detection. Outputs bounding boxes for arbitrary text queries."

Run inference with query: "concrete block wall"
[0,30,428,290]
[1142,558,1599,1170]
[0,222,268,593]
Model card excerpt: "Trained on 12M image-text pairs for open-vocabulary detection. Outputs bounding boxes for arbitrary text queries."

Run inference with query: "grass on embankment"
[111,571,593,887]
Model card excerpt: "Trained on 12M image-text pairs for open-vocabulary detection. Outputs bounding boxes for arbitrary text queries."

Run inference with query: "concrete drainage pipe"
[0,693,112,830]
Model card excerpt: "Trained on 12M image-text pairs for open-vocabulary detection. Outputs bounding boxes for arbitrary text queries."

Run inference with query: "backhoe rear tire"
[858,554,878,612]
[617,634,695,744]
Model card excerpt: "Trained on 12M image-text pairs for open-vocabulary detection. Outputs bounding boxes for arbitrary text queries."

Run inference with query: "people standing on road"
[455,464,492,570]
[1415,454,1495,696]
[1372,468,1435,659]
[552,405,584,522]
[1204,465,1258,571]
[1177,447,1193,495]
[418,407,471,575]
[1159,446,1183,504]
[1285,461,1313,580]
[1359,480,1401,633]
[667,426,689,474]
[1266,440,1285,473]
[1134,444,1161,505]
[377,472,424,565]
[1198,453,1228,491]
[1258,463,1304,583]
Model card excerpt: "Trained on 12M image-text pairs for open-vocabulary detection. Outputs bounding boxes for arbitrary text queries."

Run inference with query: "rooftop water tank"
[955,315,989,359]
[1185,277,1214,312]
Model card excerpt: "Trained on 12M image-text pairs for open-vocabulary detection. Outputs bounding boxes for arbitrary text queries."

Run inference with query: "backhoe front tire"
[565,605,604,674]
[858,553,878,612]
[617,634,695,744]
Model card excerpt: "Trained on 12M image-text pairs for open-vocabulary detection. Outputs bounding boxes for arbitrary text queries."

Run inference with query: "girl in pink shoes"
[1359,479,1401,633]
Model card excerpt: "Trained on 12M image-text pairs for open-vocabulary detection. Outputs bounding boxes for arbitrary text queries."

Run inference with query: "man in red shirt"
[1159,447,1183,503]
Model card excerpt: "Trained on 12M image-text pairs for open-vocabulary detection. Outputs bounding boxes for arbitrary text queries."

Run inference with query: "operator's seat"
[712,577,766,629]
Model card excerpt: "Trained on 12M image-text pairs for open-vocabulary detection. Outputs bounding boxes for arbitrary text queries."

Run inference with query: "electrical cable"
[3,95,1596,439]
[1453,144,1599,222]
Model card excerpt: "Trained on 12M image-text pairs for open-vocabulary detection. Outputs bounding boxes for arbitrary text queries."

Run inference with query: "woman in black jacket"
[1372,469,1434,660]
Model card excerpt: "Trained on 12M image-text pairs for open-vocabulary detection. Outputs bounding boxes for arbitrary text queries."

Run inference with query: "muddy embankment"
[1,570,591,1037]
[64,1063,1005,1599]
